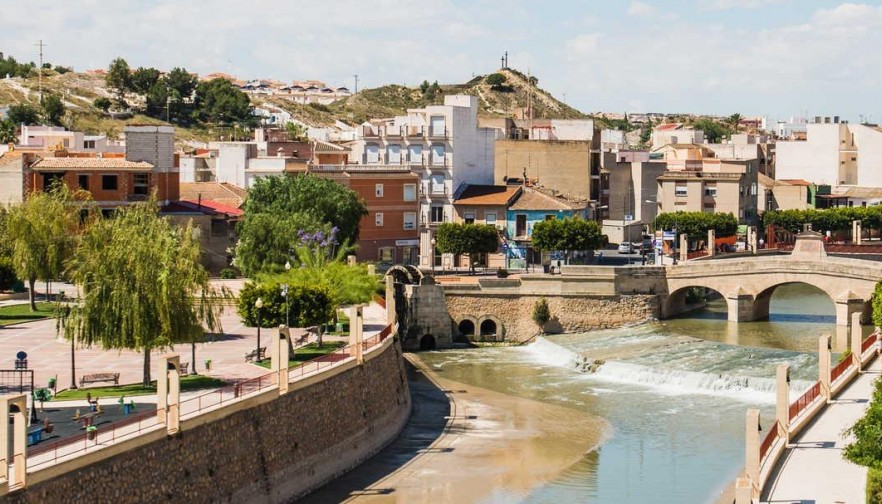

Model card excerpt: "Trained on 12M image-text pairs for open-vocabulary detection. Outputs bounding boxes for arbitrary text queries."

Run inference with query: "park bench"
[80,373,120,388]
[178,362,189,376]
[244,347,267,363]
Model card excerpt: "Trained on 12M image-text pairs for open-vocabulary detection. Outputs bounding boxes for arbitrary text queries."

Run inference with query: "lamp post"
[430,237,436,274]
[283,260,291,328]
[254,297,263,361]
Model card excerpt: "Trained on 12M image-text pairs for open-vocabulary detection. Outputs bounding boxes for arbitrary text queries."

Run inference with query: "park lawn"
[255,341,346,369]
[52,375,226,400]
[0,302,55,326]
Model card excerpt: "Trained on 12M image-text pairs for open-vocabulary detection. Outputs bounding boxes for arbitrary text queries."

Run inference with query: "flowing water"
[420,284,860,503]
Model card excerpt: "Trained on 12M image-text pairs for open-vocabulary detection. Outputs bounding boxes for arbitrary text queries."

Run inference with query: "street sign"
[624,214,634,222]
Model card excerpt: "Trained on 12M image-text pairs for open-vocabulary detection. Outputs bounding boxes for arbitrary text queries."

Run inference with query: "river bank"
[301,353,609,503]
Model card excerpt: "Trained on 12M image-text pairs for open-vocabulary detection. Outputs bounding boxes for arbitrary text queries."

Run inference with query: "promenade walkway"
[761,356,881,503]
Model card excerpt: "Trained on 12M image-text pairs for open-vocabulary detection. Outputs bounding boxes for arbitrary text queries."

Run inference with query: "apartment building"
[651,124,704,148]
[343,95,497,268]
[656,157,759,223]
[18,125,124,154]
[599,150,665,242]
[776,118,882,188]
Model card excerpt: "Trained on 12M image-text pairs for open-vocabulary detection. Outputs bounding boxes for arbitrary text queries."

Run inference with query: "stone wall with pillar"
[3,338,411,503]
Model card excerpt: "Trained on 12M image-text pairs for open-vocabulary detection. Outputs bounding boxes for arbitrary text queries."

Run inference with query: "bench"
[27,427,43,445]
[245,347,267,363]
[178,362,189,376]
[80,373,120,388]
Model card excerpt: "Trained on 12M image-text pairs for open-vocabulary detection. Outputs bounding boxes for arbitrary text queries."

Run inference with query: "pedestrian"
[759,237,765,249]
[598,251,603,264]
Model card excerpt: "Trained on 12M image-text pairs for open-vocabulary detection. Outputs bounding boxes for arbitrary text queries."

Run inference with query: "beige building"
[494,139,596,201]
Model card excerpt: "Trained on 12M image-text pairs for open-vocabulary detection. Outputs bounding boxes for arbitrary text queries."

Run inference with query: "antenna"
[35,39,47,102]
[353,74,359,94]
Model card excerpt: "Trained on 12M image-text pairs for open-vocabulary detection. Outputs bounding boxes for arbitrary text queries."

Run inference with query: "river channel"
[418,283,860,503]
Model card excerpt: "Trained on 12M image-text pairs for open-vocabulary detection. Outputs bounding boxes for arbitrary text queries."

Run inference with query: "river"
[418,283,859,503]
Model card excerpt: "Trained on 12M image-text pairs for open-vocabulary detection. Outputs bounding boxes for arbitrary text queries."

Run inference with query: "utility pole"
[35,39,47,102]
[353,74,359,94]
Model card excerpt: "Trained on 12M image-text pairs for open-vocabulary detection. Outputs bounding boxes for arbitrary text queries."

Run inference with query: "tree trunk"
[190,342,197,375]
[317,327,324,348]
[70,336,78,389]
[143,349,151,387]
[28,277,37,312]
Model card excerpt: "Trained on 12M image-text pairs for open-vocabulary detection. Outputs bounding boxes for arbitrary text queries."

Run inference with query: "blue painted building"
[505,187,589,265]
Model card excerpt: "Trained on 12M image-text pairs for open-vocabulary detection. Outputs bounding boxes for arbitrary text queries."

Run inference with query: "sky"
[2,0,881,123]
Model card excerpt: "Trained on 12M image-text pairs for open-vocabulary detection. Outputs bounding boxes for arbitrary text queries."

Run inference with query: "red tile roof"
[31,157,153,171]
[181,199,243,216]
[454,185,521,206]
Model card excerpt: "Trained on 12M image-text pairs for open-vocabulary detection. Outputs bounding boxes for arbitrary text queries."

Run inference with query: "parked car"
[617,242,634,254]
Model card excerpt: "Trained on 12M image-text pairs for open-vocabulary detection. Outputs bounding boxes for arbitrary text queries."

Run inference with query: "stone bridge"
[437,231,882,342]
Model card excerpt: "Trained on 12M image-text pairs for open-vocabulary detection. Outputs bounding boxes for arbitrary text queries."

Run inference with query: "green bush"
[655,211,738,237]
[764,206,882,234]
[869,467,882,504]
[485,73,506,86]
[219,267,238,279]
[532,298,550,333]
[0,257,17,291]
[93,96,112,112]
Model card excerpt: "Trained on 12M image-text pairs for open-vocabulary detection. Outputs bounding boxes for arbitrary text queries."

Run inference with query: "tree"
[693,118,732,143]
[59,200,226,386]
[105,57,132,108]
[237,281,286,328]
[531,217,604,263]
[727,113,743,133]
[532,298,551,334]
[93,96,112,112]
[194,78,254,126]
[164,67,198,101]
[6,184,88,310]
[7,103,40,126]
[434,223,499,272]
[655,211,738,238]
[844,377,882,468]
[872,280,882,329]
[41,93,66,126]
[0,119,16,143]
[485,73,506,86]
[235,175,367,275]
[33,388,51,411]
[285,122,308,141]
[130,67,161,95]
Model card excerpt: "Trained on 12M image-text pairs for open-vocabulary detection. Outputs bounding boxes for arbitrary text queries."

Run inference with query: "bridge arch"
[477,315,504,342]
[456,317,477,338]
[663,286,727,320]
[752,282,835,323]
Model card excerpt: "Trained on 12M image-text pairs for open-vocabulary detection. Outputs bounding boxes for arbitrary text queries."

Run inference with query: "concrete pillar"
[819,335,832,402]
[385,275,396,325]
[776,364,790,443]
[853,220,862,245]
[0,395,27,490]
[349,305,364,364]
[851,312,863,370]
[835,297,864,327]
[679,233,688,262]
[707,229,716,257]
[726,292,755,322]
[273,326,290,394]
[367,264,376,276]
[347,254,357,266]
[734,477,753,504]
[157,355,181,435]
[744,408,761,500]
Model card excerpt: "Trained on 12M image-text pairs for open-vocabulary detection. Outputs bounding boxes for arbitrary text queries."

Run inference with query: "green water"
[420,284,848,503]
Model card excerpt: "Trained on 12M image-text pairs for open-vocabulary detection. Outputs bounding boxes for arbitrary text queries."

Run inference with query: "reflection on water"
[421,283,846,503]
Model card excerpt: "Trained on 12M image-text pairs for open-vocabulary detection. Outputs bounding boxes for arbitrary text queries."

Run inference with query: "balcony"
[406,126,425,138]
[428,127,448,139]
[309,164,411,173]
[360,126,379,138]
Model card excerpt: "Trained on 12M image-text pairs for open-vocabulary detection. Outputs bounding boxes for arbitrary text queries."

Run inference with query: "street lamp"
[254,297,263,361]
[430,237,436,274]
[281,283,289,328]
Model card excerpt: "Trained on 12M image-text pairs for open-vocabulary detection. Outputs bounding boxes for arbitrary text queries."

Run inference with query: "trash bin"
[543,264,550,274]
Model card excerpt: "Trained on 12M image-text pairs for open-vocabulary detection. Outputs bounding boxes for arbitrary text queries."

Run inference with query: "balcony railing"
[429,127,448,139]
[406,126,425,137]
[309,164,411,173]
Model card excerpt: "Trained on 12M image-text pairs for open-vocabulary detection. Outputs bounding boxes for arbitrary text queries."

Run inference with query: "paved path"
[762,356,880,503]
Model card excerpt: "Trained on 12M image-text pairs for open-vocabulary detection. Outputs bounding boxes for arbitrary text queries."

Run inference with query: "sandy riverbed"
[302,353,609,504]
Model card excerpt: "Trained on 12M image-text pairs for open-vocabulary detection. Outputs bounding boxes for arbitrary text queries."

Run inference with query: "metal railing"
[178,371,277,418]
[830,357,853,384]
[789,382,821,422]
[759,427,778,463]
[287,344,355,381]
[28,407,160,469]
[686,249,709,260]
[862,333,878,354]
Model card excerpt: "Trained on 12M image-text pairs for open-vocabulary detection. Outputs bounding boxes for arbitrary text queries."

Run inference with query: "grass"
[0,302,55,326]
[53,375,226,400]
[255,341,346,369]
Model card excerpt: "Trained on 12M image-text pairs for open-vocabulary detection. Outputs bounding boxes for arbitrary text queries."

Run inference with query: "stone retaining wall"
[445,293,659,341]
[6,339,411,503]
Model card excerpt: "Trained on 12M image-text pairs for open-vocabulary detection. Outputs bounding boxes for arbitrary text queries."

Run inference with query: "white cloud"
[700,0,787,10]
[627,1,655,16]
[566,34,600,55]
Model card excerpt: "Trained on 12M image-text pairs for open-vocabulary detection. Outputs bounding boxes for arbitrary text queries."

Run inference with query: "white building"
[651,125,704,148]
[343,95,497,267]
[776,120,882,188]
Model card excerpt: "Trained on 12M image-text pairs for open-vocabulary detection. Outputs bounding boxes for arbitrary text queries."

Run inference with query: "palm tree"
[727,113,743,133]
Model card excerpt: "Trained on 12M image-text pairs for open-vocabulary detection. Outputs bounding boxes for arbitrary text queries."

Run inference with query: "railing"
[178,370,277,418]
[862,333,878,354]
[759,427,779,463]
[363,324,394,352]
[288,344,354,381]
[831,357,853,384]
[308,164,411,173]
[373,295,386,309]
[406,126,425,137]
[28,407,160,469]
[360,126,379,138]
[686,249,709,260]
[428,127,448,139]
[789,382,821,422]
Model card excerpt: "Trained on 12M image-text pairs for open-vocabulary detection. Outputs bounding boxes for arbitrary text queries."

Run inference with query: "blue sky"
[2,1,881,123]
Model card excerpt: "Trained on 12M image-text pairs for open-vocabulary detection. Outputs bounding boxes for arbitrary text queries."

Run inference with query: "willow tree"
[59,200,226,385]
[6,183,89,311]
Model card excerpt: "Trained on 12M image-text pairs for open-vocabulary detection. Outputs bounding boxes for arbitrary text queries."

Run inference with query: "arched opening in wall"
[665,286,726,321]
[754,282,835,324]
[479,319,498,338]
[458,319,476,337]
[419,334,436,350]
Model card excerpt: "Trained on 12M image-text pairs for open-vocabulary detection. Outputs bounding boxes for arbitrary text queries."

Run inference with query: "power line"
[35,39,47,102]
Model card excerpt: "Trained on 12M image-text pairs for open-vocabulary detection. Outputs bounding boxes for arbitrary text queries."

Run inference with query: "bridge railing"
[830,357,853,384]
[788,382,821,423]
[862,333,878,355]
[686,249,709,260]
[759,426,779,464]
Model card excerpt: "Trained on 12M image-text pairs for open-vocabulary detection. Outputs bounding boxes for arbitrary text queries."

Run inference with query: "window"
[431,144,445,166]
[133,173,149,195]
[102,174,118,191]
[485,212,497,224]
[375,212,384,226]
[365,143,380,163]
[42,172,64,191]
[675,184,687,197]
[378,247,394,262]
[375,183,384,197]
[78,174,89,191]
[387,144,401,164]
[403,212,416,230]
[431,175,445,194]
[83,140,96,149]
[703,204,715,213]
[430,116,446,137]
[750,183,757,196]
[704,184,717,197]
[431,206,444,223]
[408,144,423,165]
[515,214,527,237]
[403,183,417,202]
[464,212,475,225]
